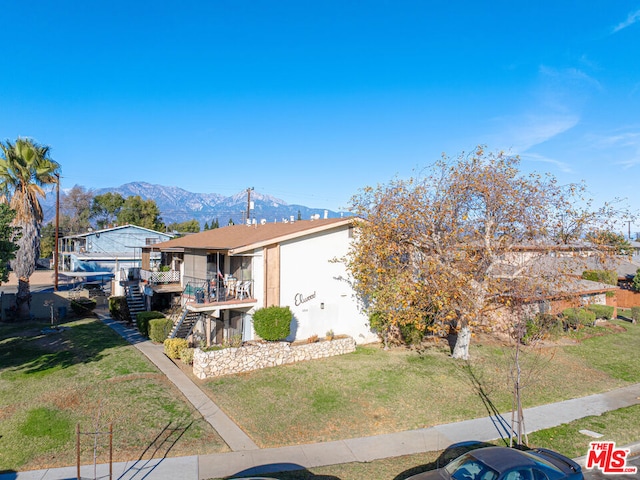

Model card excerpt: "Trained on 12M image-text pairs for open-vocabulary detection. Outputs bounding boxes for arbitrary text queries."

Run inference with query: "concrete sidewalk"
[2,315,639,479]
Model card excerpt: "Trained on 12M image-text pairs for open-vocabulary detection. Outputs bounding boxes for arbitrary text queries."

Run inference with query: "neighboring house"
[141,217,377,345]
[488,244,623,328]
[59,225,173,274]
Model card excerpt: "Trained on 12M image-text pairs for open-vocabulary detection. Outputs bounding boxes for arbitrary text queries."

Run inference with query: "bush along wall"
[136,311,166,337]
[586,304,615,320]
[561,308,597,329]
[164,338,189,359]
[252,306,292,341]
[149,318,174,343]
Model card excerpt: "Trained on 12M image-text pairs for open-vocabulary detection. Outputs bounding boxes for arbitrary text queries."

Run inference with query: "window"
[146,238,159,245]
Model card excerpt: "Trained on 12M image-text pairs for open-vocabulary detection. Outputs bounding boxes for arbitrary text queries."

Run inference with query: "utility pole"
[246,187,254,224]
[54,173,60,291]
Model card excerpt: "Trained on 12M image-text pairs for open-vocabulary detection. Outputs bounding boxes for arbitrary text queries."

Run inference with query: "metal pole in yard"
[109,423,113,480]
[76,423,80,480]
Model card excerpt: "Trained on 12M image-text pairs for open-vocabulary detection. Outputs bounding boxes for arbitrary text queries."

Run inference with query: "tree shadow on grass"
[118,420,193,479]
[0,319,130,375]
[456,361,513,444]
[225,463,340,479]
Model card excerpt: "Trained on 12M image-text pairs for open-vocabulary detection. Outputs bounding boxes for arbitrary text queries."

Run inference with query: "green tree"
[212,217,220,229]
[40,222,56,259]
[204,221,209,230]
[0,204,20,283]
[586,230,633,256]
[0,138,60,318]
[116,195,165,231]
[60,184,93,234]
[90,192,125,229]
[632,268,640,293]
[167,219,200,233]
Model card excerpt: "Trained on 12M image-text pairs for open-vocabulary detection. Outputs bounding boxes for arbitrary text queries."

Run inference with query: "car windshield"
[445,453,499,480]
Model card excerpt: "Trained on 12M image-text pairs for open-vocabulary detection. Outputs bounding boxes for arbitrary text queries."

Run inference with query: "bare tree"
[347,147,624,359]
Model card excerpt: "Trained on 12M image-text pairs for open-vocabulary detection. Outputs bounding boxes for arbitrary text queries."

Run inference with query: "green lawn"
[202,321,640,448]
[3,317,640,474]
[0,318,228,472]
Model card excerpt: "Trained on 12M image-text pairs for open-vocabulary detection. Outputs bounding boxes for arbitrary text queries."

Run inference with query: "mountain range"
[42,182,345,228]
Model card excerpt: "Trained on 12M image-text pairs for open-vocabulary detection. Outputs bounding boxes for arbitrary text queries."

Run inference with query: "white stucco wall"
[277,225,376,344]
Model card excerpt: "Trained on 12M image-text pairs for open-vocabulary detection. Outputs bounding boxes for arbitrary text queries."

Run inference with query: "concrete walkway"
[2,315,640,479]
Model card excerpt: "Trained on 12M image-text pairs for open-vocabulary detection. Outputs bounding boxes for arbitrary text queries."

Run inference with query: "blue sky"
[1,1,639,230]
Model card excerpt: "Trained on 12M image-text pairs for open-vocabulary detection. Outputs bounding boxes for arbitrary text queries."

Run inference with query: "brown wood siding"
[264,244,280,307]
[615,289,640,308]
[141,251,150,270]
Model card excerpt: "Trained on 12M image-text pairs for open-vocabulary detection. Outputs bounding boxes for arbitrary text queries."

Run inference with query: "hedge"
[70,297,97,316]
[136,311,166,337]
[149,318,174,343]
[253,306,292,341]
[586,304,614,320]
[522,313,563,344]
[561,307,596,328]
[109,296,129,322]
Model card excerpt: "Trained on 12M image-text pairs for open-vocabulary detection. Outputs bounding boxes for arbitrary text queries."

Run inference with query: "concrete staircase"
[169,309,200,339]
[124,282,146,323]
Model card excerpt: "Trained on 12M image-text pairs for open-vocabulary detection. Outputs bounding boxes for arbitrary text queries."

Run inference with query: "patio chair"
[236,280,252,299]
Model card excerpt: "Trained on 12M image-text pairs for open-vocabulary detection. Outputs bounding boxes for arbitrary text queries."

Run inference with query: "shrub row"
[149,318,173,342]
[136,311,166,337]
[586,304,614,320]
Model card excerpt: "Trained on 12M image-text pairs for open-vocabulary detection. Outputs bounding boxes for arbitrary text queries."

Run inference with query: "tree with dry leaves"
[347,147,623,360]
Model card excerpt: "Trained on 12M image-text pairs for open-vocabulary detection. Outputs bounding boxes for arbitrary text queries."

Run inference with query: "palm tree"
[0,138,60,318]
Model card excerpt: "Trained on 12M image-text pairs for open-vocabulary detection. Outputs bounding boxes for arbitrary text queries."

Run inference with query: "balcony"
[141,269,181,285]
[182,277,256,311]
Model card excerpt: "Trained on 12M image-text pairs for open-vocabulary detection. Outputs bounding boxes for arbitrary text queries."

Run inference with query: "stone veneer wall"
[193,336,356,379]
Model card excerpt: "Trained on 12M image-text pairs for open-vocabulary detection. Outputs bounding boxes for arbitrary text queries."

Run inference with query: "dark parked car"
[406,446,583,480]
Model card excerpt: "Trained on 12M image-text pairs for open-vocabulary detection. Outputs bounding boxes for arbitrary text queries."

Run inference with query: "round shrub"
[149,318,174,343]
[179,347,195,365]
[252,306,292,341]
[70,297,97,316]
[164,338,189,359]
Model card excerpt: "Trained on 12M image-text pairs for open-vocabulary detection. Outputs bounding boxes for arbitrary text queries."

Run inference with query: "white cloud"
[612,8,640,33]
[538,65,602,92]
[519,152,574,173]
[587,129,640,169]
[506,114,580,152]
